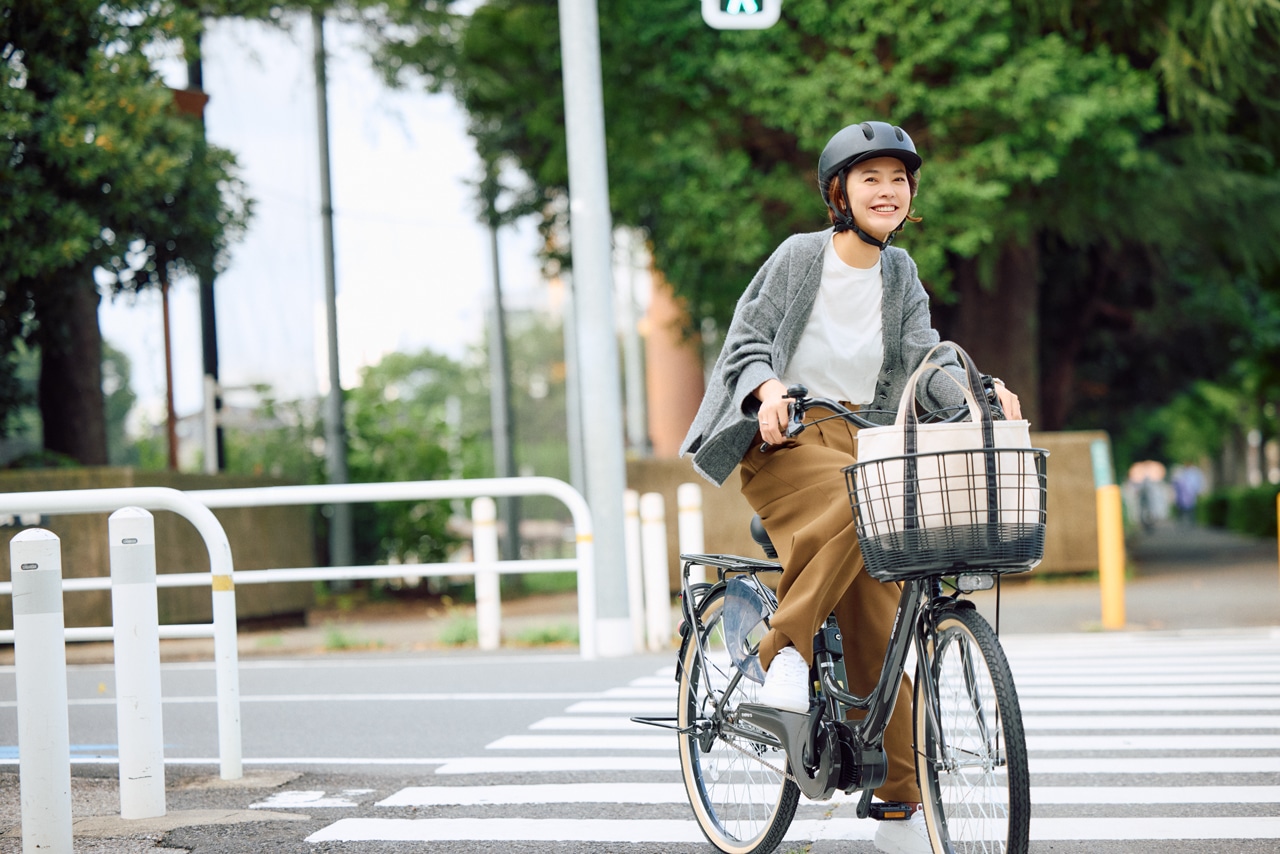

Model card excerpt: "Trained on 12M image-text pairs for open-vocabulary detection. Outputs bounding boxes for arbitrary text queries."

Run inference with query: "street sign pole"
[557,0,633,656]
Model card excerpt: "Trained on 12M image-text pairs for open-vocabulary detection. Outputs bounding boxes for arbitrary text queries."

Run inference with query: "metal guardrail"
[0,476,597,783]
[0,486,242,780]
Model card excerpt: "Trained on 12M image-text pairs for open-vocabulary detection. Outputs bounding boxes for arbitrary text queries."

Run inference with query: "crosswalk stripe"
[307,628,1280,846]
[1015,673,1280,685]
[1031,756,1280,774]
[568,696,1280,715]
[486,732,1280,752]
[533,713,1280,731]
[305,816,1280,843]
[487,734,671,750]
[434,756,678,774]
[425,754,1280,776]
[1018,684,1280,697]
[1020,696,1280,710]
[375,783,1280,807]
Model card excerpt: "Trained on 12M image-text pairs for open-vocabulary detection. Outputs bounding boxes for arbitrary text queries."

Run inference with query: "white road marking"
[378,783,688,806]
[486,734,672,751]
[1031,756,1280,774]
[375,783,1280,807]
[536,713,1280,731]
[485,732,1280,752]
[306,817,877,843]
[250,789,373,809]
[530,716,658,730]
[434,756,678,774]
[304,816,1280,843]
[1026,733,1280,750]
[1020,696,1280,711]
[1017,683,1280,696]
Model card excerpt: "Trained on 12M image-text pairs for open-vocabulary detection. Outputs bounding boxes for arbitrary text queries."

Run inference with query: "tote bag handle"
[893,341,999,531]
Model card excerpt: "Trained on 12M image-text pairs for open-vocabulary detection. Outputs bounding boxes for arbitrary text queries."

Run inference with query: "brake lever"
[980,375,1007,420]
[758,384,809,452]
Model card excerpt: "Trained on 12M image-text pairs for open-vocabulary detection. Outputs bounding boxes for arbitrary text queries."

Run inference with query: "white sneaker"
[755,646,809,713]
[873,807,932,854]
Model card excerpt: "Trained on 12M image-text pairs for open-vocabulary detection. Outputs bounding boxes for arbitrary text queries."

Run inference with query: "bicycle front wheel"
[678,585,799,854]
[915,603,1030,854]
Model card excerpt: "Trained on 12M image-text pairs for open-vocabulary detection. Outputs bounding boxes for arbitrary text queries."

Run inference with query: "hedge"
[1199,484,1280,538]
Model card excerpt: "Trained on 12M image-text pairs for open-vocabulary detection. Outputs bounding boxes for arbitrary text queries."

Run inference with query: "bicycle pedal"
[868,801,916,821]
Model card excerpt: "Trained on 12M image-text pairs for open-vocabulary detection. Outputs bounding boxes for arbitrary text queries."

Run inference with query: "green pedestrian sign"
[702,0,783,29]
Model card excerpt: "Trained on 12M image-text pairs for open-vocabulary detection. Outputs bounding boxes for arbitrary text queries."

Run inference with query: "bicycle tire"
[678,585,800,854]
[915,604,1030,854]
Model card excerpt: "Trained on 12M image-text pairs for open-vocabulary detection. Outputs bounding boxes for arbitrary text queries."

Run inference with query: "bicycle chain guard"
[723,576,775,685]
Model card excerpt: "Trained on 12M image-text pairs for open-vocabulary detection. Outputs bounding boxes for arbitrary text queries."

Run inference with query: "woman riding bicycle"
[679,120,1022,854]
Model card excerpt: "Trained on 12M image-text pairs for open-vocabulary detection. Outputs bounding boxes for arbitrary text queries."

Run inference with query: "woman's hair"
[825,169,922,229]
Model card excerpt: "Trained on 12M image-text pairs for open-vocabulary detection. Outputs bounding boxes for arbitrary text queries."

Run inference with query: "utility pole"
[483,166,521,561]
[557,0,632,656]
[618,228,649,456]
[185,33,224,473]
[312,10,353,569]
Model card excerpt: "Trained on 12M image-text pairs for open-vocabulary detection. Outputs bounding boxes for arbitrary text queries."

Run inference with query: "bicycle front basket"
[844,447,1048,581]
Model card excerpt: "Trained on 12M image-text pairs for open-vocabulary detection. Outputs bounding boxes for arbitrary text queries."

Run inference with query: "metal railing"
[0,476,596,782]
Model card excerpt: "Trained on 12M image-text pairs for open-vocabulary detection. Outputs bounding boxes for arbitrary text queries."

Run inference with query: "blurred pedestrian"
[1172,463,1205,526]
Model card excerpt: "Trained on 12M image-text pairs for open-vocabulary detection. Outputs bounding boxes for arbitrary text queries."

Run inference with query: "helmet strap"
[829,169,898,250]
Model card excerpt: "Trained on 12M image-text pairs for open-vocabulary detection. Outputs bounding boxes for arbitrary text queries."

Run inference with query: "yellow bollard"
[1097,483,1126,630]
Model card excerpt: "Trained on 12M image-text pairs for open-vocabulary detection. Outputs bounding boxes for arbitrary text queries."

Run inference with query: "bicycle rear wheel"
[678,585,800,854]
[915,603,1030,854]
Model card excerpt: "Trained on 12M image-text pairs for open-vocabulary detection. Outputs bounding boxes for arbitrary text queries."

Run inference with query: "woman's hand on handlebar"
[991,380,1022,420]
[753,378,791,446]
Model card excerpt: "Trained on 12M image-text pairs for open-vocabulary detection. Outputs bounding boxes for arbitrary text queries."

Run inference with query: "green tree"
[223,349,480,566]
[0,0,249,463]
[102,342,137,466]
[373,0,1280,437]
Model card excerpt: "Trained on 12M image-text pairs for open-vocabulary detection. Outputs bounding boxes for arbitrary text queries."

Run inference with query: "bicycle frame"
[676,558,961,805]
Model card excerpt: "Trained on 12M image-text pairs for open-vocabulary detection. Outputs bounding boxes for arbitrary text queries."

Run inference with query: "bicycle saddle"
[750,514,778,559]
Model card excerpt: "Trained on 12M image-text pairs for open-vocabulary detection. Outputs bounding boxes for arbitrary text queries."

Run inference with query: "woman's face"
[842,156,913,241]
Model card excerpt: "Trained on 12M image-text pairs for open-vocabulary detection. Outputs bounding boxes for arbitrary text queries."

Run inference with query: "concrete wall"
[0,468,316,631]
[627,430,1107,590]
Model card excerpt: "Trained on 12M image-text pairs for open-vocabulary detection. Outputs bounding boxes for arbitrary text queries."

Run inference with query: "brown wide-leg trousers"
[739,407,921,804]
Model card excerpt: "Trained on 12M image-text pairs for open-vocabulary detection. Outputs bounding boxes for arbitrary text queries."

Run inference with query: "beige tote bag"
[848,342,1044,578]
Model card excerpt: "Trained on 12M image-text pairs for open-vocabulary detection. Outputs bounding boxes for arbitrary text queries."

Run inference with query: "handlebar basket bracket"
[844,447,1048,582]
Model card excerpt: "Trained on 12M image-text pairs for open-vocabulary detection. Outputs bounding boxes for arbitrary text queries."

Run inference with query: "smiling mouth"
[871,205,898,214]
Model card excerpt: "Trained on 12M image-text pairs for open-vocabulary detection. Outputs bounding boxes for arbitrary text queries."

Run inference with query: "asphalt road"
[1,522,1279,853]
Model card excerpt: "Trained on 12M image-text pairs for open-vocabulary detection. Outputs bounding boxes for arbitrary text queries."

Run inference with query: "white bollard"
[639,493,672,651]
[622,490,646,652]
[109,508,166,819]
[11,528,74,854]
[471,497,501,651]
[677,482,707,587]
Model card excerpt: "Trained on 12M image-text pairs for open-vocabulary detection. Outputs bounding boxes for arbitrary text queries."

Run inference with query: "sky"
[99,14,550,424]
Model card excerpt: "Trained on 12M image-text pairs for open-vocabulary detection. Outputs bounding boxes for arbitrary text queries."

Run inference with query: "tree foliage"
[374,0,1280,442]
[0,0,250,460]
[224,349,480,565]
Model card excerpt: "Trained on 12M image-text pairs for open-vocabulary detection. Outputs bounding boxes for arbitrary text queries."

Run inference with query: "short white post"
[471,497,501,650]
[677,482,707,587]
[639,492,672,651]
[11,528,74,854]
[109,508,166,819]
[622,490,646,652]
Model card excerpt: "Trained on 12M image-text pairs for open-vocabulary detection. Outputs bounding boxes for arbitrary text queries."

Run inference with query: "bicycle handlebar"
[759,378,1007,452]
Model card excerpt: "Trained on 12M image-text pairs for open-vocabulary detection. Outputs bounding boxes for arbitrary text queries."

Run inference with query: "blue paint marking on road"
[0,744,119,759]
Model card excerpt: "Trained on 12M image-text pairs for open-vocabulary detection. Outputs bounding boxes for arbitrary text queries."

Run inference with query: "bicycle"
[635,381,1047,854]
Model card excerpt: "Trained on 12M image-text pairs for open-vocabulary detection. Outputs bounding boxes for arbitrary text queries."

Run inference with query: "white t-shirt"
[780,236,884,404]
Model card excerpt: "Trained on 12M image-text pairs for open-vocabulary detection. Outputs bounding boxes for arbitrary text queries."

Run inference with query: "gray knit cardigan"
[679,229,964,486]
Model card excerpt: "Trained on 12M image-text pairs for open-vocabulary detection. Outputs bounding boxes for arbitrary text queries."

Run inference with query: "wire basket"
[844,447,1048,581]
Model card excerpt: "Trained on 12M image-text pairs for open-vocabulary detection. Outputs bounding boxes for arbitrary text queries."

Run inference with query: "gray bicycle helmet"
[818,121,921,248]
